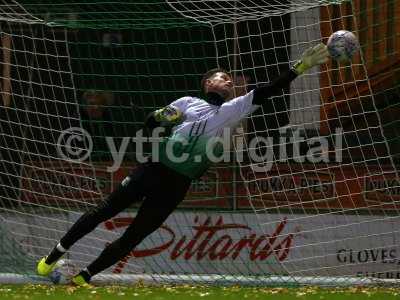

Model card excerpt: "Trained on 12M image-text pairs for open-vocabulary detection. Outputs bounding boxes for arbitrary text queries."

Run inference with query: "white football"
[49,259,79,284]
[327,30,359,62]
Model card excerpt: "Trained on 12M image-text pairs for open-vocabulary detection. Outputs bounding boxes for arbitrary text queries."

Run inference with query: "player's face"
[205,72,233,100]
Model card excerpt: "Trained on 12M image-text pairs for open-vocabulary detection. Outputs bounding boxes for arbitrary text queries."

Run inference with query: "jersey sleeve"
[145,97,191,129]
[218,90,260,120]
[169,96,191,114]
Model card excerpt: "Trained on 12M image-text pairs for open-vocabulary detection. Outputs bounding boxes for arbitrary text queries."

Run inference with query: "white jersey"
[158,90,259,178]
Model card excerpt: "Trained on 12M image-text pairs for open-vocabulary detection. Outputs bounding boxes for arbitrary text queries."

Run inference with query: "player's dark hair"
[201,68,230,94]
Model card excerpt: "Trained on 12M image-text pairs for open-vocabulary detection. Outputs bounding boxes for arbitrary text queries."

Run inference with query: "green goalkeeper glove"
[293,43,329,75]
[154,105,184,124]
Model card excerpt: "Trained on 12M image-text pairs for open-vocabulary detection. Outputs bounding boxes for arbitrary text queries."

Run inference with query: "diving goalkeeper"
[37,43,328,286]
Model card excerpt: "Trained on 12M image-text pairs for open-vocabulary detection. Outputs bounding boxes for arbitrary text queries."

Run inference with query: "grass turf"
[0,284,399,300]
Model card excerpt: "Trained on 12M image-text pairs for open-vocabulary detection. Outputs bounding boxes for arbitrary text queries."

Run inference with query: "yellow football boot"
[71,274,93,288]
[37,256,57,276]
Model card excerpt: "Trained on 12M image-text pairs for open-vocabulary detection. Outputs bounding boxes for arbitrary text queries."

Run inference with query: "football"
[327,30,359,62]
[49,259,79,284]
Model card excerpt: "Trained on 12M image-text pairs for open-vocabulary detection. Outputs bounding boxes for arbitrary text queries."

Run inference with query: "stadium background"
[1,0,400,283]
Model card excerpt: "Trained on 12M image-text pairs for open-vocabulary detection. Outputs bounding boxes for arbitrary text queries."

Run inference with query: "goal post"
[1,0,400,286]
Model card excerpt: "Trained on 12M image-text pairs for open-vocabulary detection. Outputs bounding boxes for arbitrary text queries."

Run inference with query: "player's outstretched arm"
[145,104,184,129]
[252,43,329,105]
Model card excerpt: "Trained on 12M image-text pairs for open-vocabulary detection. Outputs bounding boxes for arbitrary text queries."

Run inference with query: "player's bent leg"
[79,201,182,282]
[39,188,134,272]
[72,163,192,282]
[82,174,190,280]
[39,165,148,272]
[59,180,141,249]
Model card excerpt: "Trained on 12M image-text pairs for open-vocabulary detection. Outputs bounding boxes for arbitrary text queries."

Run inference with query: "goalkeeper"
[37,43,328,286]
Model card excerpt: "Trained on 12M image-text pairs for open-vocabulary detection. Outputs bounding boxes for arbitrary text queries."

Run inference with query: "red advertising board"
[20,161,233,209]
[19,161,400,211]
[21,161,113,206]
[236,163,400,211]
[237,164,336,209]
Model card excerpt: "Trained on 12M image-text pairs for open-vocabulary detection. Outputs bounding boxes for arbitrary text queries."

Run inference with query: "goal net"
[1,0,400,286]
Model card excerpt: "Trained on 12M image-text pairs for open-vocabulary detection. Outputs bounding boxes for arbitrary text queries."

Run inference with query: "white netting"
[0,0,42,23]
[1,0,400,285]
[167,0,344,23]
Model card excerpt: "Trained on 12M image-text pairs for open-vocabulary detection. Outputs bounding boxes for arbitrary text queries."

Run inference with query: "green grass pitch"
[0,284,399,300]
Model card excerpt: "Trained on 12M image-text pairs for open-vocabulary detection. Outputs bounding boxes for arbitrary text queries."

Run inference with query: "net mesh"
[1,0,400,285]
